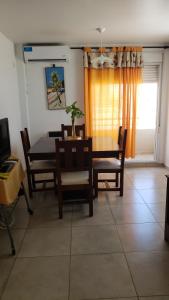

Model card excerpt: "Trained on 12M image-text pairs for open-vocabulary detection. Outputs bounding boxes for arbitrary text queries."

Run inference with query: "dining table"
[28,135,169,242]
[28,135,121,160]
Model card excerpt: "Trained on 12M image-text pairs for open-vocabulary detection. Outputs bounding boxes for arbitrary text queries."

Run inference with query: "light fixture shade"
[91,53,112,66]
[91,27,111,66]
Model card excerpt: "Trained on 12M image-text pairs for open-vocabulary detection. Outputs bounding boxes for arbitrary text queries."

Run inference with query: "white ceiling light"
[96,27,106,35]
[91,27,112,66]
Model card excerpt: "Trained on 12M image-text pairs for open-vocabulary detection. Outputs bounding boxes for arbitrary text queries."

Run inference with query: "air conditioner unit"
[23,45,70,62]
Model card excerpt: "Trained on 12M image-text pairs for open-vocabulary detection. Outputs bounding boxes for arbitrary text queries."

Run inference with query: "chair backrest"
[55,137,92,185]
[61,124,85,138]
[118,126,122,145]
[118,128,127,167]
[20,129,31,170]
[24,127,31,149]
[48,131,63,138]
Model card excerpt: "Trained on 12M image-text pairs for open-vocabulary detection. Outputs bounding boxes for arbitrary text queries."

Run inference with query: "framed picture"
[45,66,66,110]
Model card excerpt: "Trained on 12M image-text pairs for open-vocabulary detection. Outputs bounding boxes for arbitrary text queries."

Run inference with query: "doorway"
[127,64,161,163]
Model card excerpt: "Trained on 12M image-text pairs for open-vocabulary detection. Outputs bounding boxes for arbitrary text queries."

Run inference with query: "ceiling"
[0,0,169,46]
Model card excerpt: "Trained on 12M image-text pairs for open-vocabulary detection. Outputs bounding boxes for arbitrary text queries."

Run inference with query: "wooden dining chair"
[20,128,56,198]
[93,128,127,197]
[55,137,93,218]
[118,126,122,146]
[48,131,63,138]
[61,124,85,138]
[24,127,31,148]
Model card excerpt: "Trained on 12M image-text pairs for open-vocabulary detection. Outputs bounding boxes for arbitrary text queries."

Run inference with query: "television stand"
[0,160,33,255]
[0,161,15,173]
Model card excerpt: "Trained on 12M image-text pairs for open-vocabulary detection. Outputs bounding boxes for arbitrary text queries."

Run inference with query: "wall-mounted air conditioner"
[23,45,70,62]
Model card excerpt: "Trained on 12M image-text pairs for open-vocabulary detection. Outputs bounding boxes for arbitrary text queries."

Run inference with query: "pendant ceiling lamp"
[91,27,112,66]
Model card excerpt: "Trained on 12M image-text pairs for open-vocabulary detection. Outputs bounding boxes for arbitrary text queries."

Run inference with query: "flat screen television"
[0,118,11,164]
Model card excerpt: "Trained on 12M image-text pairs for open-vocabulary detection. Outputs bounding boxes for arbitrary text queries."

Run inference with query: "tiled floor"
[126,153,155,163]
[1,167,169,300]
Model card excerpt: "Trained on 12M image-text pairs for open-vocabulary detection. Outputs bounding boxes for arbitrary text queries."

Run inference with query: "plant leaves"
[65,101,84,120]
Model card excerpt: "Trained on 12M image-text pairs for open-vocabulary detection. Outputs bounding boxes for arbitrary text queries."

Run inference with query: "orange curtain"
[84,47,143,158]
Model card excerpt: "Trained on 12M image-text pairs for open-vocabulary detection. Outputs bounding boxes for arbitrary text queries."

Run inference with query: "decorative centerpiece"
[65,101,84,139]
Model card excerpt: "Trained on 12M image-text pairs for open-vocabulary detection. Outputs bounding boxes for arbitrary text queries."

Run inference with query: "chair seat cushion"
[61,171,89,185]
[30,160,56,171]
[93,158,121,170]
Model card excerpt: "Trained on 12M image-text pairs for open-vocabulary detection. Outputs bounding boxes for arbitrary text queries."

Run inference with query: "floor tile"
[127,172,166,180]
[31,190,58,210]
[146,203,166,222]
[1,256,69,300]
[122,176,135,189]
[137,189,166,204]
[126,252,169,296]
[98,173,134,189]
[110,203,156,224]
[126,167,167,177]
[86,298,138,300]
[13,207,30,229]
[71,225,122,254]
[19,227,71,257]
[139,297,169,300]
[130,177,165,189]
[28,205,72,228]
[16,195,29,209]
[0,258,14,296]
[0,229,25,257]
[106,189,144,204]
[1,167,169,300]
[117,223,168,252]
[72,205,115,226]
[70,253,136,299]
[93,192,109,207]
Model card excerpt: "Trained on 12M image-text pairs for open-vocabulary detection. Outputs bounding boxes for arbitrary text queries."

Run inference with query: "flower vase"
[72,120,76,138]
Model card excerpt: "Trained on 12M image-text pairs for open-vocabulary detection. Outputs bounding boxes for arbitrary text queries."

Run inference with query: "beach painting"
[45,66,66,110]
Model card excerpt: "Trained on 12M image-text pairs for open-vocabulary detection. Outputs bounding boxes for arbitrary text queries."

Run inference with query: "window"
[92,65,159,133]
[136,65,160,130]
[93,84,119,131]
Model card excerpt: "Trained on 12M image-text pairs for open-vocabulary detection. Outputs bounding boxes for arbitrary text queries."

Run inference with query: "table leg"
[20,182,33,215]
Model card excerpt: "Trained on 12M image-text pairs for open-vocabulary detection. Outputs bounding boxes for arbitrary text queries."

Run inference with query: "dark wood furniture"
[61,124,85,138]
[24,127,31,148]
[20,128,56,198]
[165,175,169,241]
[55,138,93,218]
[28,135,122,206]
[118,126,122,145]
[48,131,63,138]
[93,128,127,197]
[28,136,120,161]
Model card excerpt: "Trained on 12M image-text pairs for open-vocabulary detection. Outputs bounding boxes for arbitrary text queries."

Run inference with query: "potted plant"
[65,101,84,137]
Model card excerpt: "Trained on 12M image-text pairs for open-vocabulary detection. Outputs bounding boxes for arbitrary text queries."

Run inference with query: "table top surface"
[28,136,121,159]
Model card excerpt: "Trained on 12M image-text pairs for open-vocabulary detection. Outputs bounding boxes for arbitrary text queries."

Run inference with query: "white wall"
[163,50,169,167]
[0,33,23,161]
[15,45,29,130]
[18,49,84,144]
[16,46,168,163]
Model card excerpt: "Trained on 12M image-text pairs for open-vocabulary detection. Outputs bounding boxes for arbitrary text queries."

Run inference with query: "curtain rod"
[70,46,169,50]
[24,44,169,49]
